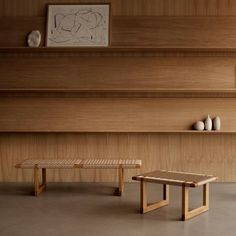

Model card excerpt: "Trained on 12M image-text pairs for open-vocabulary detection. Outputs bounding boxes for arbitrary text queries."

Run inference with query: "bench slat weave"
[78,159,141,169]
[16,159,142,169]
[16,159,82,169]
[132,170,217,187]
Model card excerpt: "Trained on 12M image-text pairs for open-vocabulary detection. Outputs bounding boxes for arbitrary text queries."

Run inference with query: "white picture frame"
[46,4,110,47]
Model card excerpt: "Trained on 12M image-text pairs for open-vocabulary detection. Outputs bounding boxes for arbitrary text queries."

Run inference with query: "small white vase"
[205,115,212,131]
[27,30,41,47]
[213,116,221,131]
[194,121,205,131]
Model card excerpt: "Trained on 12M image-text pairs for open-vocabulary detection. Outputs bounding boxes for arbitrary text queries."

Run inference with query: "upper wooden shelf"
[1,47,236,55]
[1,89,236,98]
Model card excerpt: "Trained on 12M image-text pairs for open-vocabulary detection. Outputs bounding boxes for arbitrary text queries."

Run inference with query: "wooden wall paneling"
[0,17,45,46]
[0,97,236,132]
[1,0,236,183]
[2,0,236,16]
[1,133,236,182]
[0,56,234,90]
[112,16,236,47]
[2,16,236,47]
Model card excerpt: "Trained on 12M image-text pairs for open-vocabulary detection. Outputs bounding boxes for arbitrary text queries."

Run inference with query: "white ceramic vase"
[205,115,212,131]
[213,116,221,131]
[194,121,205,131]
[27,30,41,47]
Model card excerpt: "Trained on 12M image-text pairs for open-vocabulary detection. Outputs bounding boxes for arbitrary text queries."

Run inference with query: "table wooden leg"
[140,181,169,214]
[140,179,147,213]
[182,185,189,219]
[42,168,47,189]
[163,184,169,201]
[182,184,209,221]
[203,183,209,210]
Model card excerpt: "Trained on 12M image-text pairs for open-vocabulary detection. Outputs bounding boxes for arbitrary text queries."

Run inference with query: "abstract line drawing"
[46,5,110,47]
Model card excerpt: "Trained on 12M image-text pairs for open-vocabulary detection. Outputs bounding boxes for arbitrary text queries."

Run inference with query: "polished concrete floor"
[0,182,235,236]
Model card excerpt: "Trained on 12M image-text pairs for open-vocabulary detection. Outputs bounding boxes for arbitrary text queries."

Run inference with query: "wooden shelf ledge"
[1,47,236,55]
[0,130,234,133]
[1,89,236,98]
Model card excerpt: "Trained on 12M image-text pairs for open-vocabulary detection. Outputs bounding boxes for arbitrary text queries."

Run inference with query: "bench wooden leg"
[34,166,47,196]
[116,168,124,196]
[140,180,169,214]
[182,183,209,221]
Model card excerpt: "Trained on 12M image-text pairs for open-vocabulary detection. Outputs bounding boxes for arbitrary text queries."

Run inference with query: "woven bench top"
[15,159,142,169]
[75,159,141,169]
[15,159,82,169]
[132,170,217,187]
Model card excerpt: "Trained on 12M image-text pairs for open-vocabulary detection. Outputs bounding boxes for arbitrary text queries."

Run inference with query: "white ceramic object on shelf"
[213,116,221,130]
[27,30,41,47]
[205,115,212,131]
[194,121,205,131]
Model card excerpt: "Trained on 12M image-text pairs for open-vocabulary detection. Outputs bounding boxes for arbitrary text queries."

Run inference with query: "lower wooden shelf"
[0,130,233,133]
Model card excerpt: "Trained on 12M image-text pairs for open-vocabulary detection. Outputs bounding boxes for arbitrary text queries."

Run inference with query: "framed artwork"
[46,4,110,47]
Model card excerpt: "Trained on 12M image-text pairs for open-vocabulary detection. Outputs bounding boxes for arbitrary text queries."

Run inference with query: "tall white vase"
[205,115,212,131]
[213,116,221,131]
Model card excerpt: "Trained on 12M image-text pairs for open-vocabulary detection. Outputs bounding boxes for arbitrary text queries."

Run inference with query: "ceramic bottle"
[205,115,212,131]
[194,121,204,131]
[213,116,221,131]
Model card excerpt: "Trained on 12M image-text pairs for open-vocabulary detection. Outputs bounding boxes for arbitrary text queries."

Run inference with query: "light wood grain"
[2,0,236,17]
[1,0,236,183]
[112,16,236,47]
[0,56,234,90]
[3,89,236,99]
[0,17,45,46]
[2,16,236,47]
[4,46,236,54]
[0,97,236,132]
[1,133,236,182]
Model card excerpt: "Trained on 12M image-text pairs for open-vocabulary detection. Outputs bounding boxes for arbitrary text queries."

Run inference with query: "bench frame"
[141,180,169,213]
[34,165,47,196]
[182,184,209,220]
[16,159,142,197]
[33,165,126,196]
[140,180,209,220]
[133,170,216,221]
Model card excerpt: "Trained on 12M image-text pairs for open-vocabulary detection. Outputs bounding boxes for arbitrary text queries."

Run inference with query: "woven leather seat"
[15,158,142,196]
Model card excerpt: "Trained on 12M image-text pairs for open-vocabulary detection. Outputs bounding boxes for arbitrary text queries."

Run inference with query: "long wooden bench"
[132,170,217,220]
[15,159,142,196]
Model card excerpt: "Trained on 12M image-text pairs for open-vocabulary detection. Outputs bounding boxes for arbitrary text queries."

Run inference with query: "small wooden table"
[132,170,217,220]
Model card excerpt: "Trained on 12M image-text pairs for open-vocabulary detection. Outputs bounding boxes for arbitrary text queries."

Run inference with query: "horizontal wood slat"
[112,16,236,47]
[0,97,235,132]
[2,16,236,47]
[0,57,234,90]
[1,133,235,182]
[0,17,45,47]
[2,0,236,17]
[4,47,236,54]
